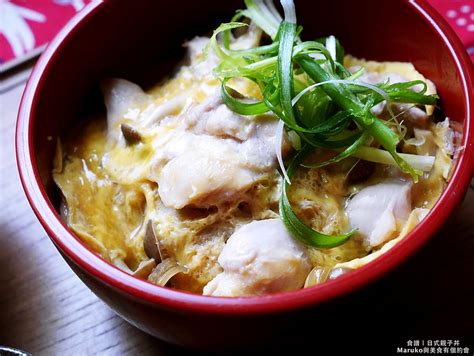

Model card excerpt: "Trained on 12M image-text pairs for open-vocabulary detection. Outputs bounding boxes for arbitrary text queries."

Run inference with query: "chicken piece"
[154,125,286,209]
[203,219,311,297]
[183,89,287,170]
[326,208,429,281]
[158,150,257,209]
[189,102,257,141]
[183,36,220,81]
[346,181,412,248]
[358,71,408,87]
[240,115,291,171]
[184,90,257,141]
[154,98,286,209]
[103,35,288,209]
[184,37,210,63]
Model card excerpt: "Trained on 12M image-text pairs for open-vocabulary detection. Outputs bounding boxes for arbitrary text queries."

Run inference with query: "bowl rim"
[16,0,474,316]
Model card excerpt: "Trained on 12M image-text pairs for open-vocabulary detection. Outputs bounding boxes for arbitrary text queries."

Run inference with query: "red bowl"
[15,0,474,350]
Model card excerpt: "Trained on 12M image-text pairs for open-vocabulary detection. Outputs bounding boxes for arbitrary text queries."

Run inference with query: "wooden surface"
[0,64,473,355]
[0,66,181,355]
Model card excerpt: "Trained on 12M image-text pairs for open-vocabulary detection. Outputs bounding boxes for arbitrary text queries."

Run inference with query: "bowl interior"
[33,0,469,198]
[23,0,472,306]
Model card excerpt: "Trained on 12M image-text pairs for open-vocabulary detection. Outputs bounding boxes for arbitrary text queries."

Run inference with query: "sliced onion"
[404,136,426,147]
[148,258,187,287]
[305,266,355,287]
[276,120,291,185]
[304,266,332,288]
[287,130,301,151]
[328,267,352,280]
[133,259,157,279]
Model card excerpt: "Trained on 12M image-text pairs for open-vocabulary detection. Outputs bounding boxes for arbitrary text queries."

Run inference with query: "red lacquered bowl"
[15,0,474,350]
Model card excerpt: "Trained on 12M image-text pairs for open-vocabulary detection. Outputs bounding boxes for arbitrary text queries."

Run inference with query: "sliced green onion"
[303,132,369,168]
[305,111,352,135]
[294,41,332,59]
[264,0,283,20]
[276,120,291,184]
[292,79,390,107]
[277,21,297,126]
[211,0,439,249]
[222,13,245,49]
[281,0,297,23]
[288,130,302,150]
[295,55,422,181]
[383,80,428,93]
[386,91,437,105]
[326,35,337,61]
[279,145,355,248]
[299,131,363,150]
[352,147,434,172]
[206,22,249,61]
[221,80,269,115]
[241,0,282,38]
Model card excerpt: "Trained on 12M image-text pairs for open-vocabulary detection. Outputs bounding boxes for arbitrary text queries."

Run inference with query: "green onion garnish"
[279,145,354,248]
[209,0,438,248]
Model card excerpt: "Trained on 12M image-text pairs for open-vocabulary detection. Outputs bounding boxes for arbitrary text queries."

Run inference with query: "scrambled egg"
[53,37,452,295]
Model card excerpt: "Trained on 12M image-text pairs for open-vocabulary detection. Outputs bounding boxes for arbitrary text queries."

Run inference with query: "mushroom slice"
[133,258,157,279]
[147,258,187,287]
[59,194,69,224]
[121,123,143,144]
[144,220,163,262]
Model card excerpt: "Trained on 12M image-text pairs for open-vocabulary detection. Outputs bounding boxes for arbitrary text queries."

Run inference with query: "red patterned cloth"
[0,0,472,71]
[0,0,93,71]
[428,0,474,62]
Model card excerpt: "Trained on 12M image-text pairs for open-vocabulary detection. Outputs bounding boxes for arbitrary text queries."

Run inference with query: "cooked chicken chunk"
[102,36,289,209]
[186,98,257,141]
[320,207,430,282]
[183,89,287,170]
[153,92,285,209]
[154,120,284,209]
[183,36,220,80]
[203,219,311,296]
[158,150,257,209]
[346,181,412,248]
